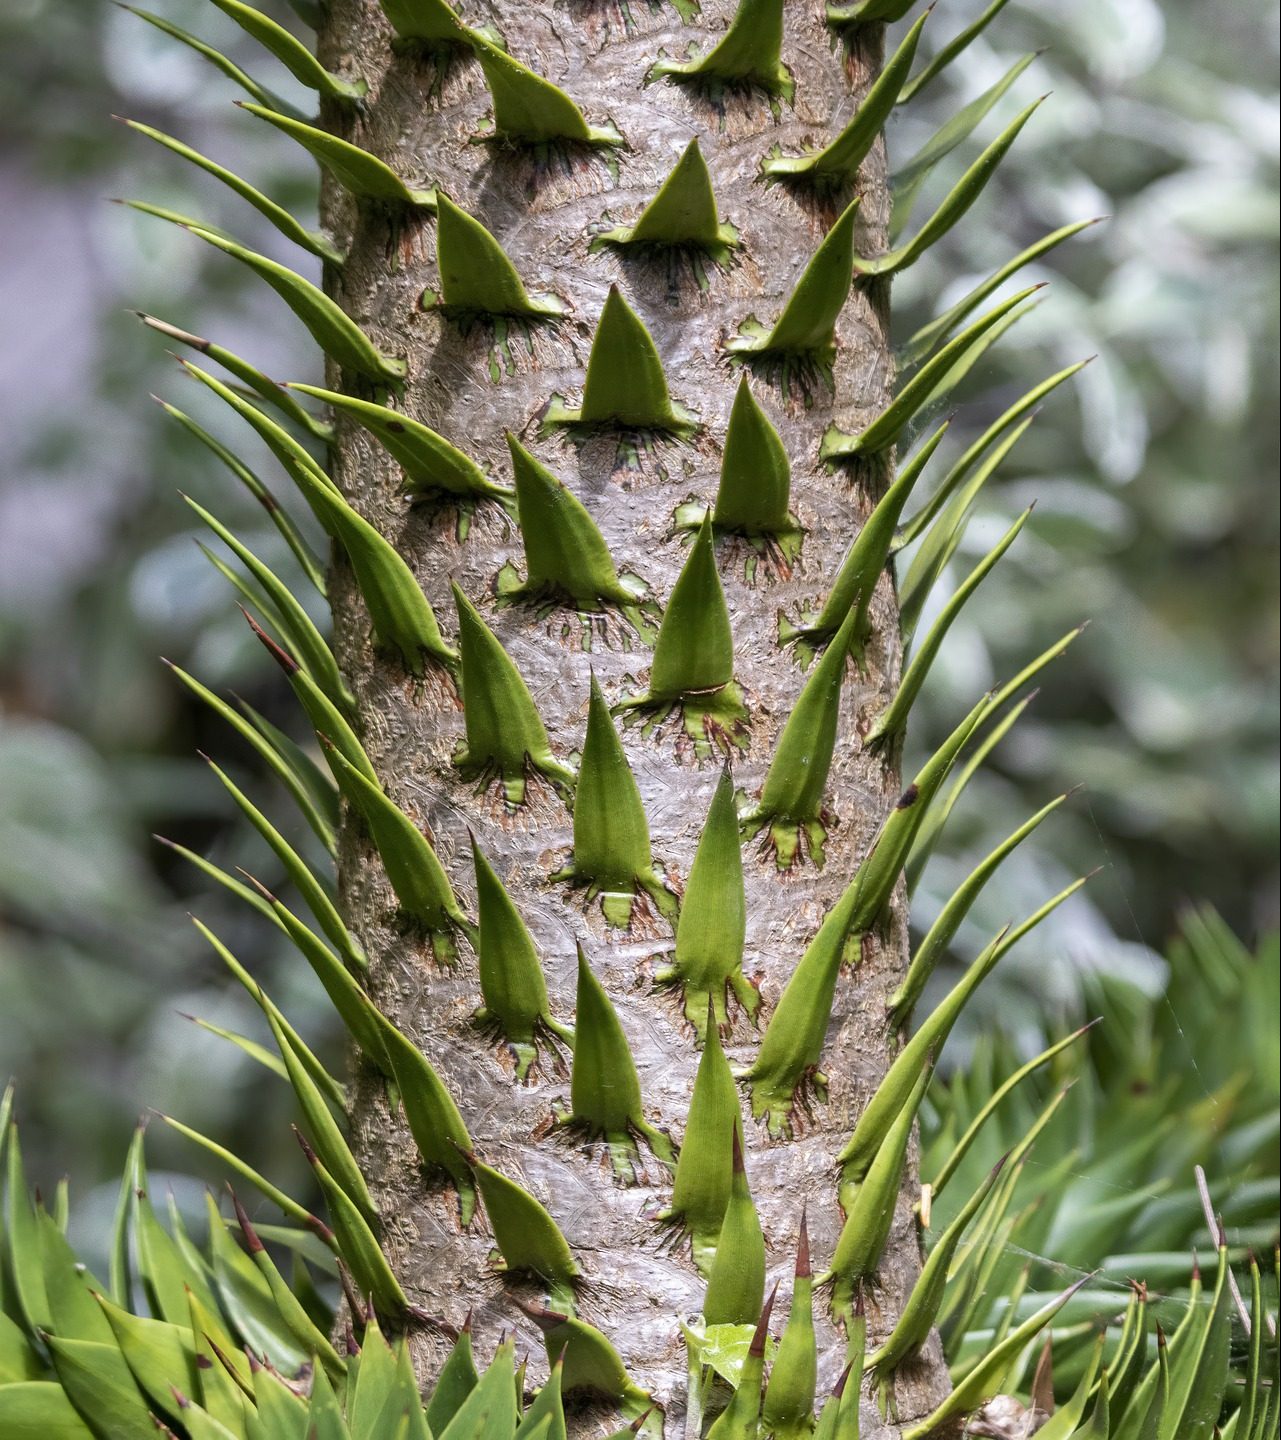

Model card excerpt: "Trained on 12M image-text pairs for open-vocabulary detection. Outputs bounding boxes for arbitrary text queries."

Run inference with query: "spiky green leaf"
[452,583,573,805]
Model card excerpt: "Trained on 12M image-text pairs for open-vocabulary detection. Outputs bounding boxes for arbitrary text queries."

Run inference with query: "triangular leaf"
[711,376,792,537]
[762,11,927,187]
[122,118,343,263]
[649,516,734,698]
[596,139,737,257]
[661,773,756,1035]
[557,674,672,928]
[546,285,695,433]
[472,837,573,1079]
[359,1002,476,1222]
[287,381,504,503]
[430,193,564,316]
[468,1153,578,1300]
[474,37,621,146]
[650,0,791,98]
[325,744,474,962]
[702,1134,766,1329]
[726,198,860,357]
[240,102,436,207]
[452,583,574,805]
[794,419,950,653]
[154,397,327,589]
[503,436,641,608]
[745,697,987,1133]
[206,0,366,101]
[745,605,860,868]
[569,946,673,1176]
[665,1008,743,1267]
[903,217,1100,364]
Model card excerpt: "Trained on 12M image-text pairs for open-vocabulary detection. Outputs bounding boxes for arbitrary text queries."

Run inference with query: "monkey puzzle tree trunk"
[316,1,949,1432]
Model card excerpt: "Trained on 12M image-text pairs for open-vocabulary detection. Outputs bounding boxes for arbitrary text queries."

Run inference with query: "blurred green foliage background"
[0,0,1277,1254]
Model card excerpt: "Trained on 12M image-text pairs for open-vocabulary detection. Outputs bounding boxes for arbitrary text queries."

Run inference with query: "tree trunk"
[316,1,949,1432]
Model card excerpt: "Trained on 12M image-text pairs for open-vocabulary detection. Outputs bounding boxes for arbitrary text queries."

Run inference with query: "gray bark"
[316,0,951,1432]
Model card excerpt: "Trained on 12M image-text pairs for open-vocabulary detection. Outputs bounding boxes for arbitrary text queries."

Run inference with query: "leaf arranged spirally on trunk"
[324,744,475,963]
[295,1132,410,1317]
[452,583,574,805]
[824,1062,932,1312]
[473,36,622,147]
[377,0,481,49]
[643,514,733,700]
[518,1304,650,1412]
[762,10,928,189]
[821,285,1041,458]
[192,398,456,672]
[702,1132,766,1328]
[165,660,337,853]
[427,194,566,318]
[707,375,795,539]
[743,603,860,869]
[826,0,918,25]
[568,946,674,1177]
[244,609,379,786]
[890,793,1071,1027]
[141,315,332,441]
[898,0,1015,104]
[901,359,1091,545]
[840,875,1090,1185]
[193,916,346,1109]
[659,773,757,1035]
[465,1152,579,1305]
[122,119,345,264]
[555,674,675,928]
[891,50,1040,240]
[649,0,793,100]
[183,493,355,712]
[207,0,367,100]
[228,1193,346,1377]
[869,505,1033,747]
[761,1215,817,1438]
[471,837,574,1077]
[866,1154,1009,1392]
[358,1001,477,1223]
[545,285,696,434]
[500,435,649,615]
[663,1003,744,1264]
[287,381,505,504]
[858,97,1047,276]
[238,101,437,209]
[180,226,404,381]
[200,752,366,972]
[897,419,1036,645]
[120,5,305,116]
[593,139,739,259]
[726,198,860,359]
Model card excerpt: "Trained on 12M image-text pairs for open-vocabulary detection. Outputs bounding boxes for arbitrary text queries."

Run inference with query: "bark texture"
[316,1,950,1432]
